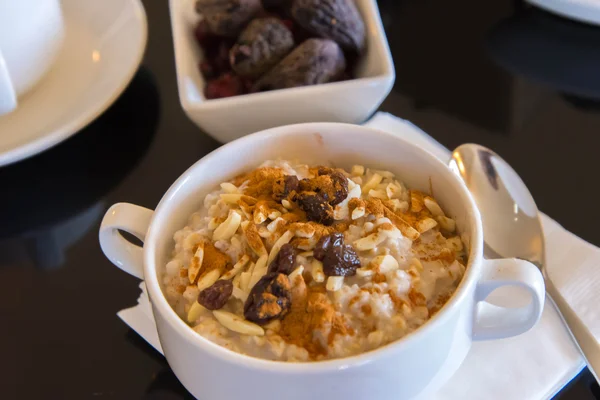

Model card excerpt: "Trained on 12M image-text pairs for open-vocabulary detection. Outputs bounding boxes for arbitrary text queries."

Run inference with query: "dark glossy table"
[2,0,600,398]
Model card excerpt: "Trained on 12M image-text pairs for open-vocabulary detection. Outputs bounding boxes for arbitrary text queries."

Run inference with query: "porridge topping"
[163,160,467,361]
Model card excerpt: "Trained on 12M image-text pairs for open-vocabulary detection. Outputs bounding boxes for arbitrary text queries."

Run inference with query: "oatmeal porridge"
[162,160,467,361]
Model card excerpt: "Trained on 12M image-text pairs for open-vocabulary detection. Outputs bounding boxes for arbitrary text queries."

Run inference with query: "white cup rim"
[143,122,484,372]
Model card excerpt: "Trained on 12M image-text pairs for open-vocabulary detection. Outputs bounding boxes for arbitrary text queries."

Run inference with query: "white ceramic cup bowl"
[0,0,64,115]
[169,0,395,143]
[99,123,545,400]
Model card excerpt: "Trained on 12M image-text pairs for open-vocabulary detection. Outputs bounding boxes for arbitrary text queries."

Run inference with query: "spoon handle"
[546,279,600,382]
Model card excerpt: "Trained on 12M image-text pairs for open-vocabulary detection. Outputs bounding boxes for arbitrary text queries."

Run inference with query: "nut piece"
[314,233,361,277]
[253,38,346,91]
[230,18,295,78]
[195,0,262,37]
[267,243,297,275]
[244,273,292,324]
[295,192,334,225]
[198,279,234,310]
[291,0,366,53]
[213,310,265,336]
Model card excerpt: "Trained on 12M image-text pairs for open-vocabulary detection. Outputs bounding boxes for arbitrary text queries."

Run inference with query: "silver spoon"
[450,143,600,383]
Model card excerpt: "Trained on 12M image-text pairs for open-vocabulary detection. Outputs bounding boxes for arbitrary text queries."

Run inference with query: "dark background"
[1,0,599,398]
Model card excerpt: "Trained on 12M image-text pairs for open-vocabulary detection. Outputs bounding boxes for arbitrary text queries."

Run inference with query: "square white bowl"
[169,0,395,143]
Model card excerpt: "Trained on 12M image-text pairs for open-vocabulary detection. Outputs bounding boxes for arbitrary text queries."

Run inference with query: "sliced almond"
[241,221,267,257]
[373,170,395,179]
[232,273,242,288]
[353,231,387,251]
[267,230,294,265]
[248,255,268,289]
[436,216,456,232]
[187,301,205,323]
[221,254,250,280]
[415,217,438,233]
[326,276,344,292]
[220,182,239,194]
[213,310,264,336]
[351,165,365,176]
[370,255,399,274]
[232,286,249,302]
[213,210,242,241]
[281,199,292,209]
[288,265,304,282]
[220,193,244,205]
[311,259,325,283]
[410,257,424,271]
[410,191,425,213]
[197,269,221,291]
[351,206,366,220]
[382,206,420,241]
[268,210,282,220]
[368,189,388,199]
[298,251,314,258]
[386,183,401,199]
[424,197,445,217]
[356,267,375,278]
[361,173,383,194]
[188,241,205,284]
[446,236,463,252]
[240,271,251,292]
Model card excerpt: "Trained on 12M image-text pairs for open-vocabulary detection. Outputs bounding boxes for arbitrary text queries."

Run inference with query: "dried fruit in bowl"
[253,38,345,91]
[195,0,262,37]
[291,0,365,53]
[230,18,295,78]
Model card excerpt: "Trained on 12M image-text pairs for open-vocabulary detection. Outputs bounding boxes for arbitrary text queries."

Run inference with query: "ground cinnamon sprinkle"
[388,291,407,310]
[372,273,387,283]
[280,278,354,359]
[361,304,372,316]
[429,292,452,315]
[196,242,232,277]
[179,269,188,278]
[234,167,284,200]
[408,288,427,307]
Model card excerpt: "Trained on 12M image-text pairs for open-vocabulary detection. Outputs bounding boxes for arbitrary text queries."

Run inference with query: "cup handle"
[0,49,17,115]
[99,203,154,279]
[472,258,545,340]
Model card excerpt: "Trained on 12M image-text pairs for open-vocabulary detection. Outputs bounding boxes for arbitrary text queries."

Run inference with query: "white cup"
[99,123,546,400]
[0,0,65,116]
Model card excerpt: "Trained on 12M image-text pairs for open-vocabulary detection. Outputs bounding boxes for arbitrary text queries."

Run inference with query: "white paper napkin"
[118,112,595,400]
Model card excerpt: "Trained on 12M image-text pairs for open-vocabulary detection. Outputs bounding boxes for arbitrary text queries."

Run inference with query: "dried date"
[244,273,292,324]
[252,38,345,91]
[314,233,360,276]
[267,243,297,274]
[230,18,295,78]
[197,280,233,310]
[195,0,262,37]
[295,191,334,225]
[291,0,365,53]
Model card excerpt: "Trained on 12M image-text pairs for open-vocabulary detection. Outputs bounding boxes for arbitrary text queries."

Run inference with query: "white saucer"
[0,0,147,167]
[527,0,600,26]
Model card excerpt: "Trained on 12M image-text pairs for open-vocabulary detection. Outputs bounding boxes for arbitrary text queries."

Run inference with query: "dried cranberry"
[197,280,233,310]
[244,273,292,324]
[272,175,299,201]
[205,73,245,99]
[295,191,334,225]
[267,243,297,274]
[314,233,360,276]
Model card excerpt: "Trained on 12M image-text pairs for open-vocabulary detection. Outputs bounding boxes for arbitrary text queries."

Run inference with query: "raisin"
[253,38,345,91]
[272,175,299,201]
[313,233,360,276]
[291,0,366,53]
[197,280,233,310]
[320,169,348,206]
[195,0,262,37]
[244,273,292,324]
[199,61,217,80]
[295,191,334,225]
[268,243,297,274]
[230,18,295,78]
